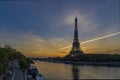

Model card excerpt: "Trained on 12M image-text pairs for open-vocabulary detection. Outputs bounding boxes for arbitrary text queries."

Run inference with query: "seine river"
[34,61,120,80]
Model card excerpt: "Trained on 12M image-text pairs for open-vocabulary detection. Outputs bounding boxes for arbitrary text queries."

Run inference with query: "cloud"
[59,32,120,49]
[0,0,119,58]
[63,11,100,33]
[0,31,71,57]
[0,26,120,58]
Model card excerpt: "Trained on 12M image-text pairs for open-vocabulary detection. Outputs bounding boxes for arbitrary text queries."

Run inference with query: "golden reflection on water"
[34,61,120,80]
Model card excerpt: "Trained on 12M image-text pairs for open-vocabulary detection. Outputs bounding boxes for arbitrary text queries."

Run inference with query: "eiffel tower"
[68,17,84,57]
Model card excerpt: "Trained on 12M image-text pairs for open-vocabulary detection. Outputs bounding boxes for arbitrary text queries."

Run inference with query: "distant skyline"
[0,0,120,57]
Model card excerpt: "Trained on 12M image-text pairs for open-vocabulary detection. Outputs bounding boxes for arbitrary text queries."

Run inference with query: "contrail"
[59,32,120,50]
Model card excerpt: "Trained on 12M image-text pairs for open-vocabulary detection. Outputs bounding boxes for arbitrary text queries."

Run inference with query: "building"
[67,17,84,57]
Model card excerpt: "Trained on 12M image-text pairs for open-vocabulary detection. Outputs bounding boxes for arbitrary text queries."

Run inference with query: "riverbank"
[32,53,120,67]
[27,65,46,80]
[39,60,120,67]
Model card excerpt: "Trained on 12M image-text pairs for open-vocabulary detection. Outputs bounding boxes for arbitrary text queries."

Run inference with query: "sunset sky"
[0,0,120,57]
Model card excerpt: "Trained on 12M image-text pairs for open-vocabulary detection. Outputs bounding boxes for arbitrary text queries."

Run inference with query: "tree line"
[0,45,33,76]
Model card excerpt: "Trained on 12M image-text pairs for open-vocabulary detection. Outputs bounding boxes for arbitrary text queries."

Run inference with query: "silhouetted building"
[68,17,84,57]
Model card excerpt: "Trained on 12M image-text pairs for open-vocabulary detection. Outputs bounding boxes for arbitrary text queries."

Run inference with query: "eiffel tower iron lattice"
[69,17,84,57]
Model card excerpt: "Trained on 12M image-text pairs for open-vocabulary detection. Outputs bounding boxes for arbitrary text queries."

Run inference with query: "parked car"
[6,71,12,75]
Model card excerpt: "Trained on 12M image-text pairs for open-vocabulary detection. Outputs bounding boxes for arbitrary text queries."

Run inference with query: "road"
[1,61,25,80]
[14,66,24,80]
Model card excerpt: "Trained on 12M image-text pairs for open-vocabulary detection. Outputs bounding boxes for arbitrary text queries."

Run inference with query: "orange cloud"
[1,31,120,58]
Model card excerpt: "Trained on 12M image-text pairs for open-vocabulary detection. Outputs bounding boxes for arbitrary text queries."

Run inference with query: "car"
[27,75,33,80]
[2,75,6,80]
[6,71,12,75]
[36,74,46,80]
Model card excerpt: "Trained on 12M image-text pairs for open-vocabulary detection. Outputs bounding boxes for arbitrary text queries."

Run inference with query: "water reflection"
[72,65,79,80]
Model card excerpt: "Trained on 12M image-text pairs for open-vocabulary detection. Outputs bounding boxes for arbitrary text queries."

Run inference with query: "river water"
[34,61,120,80]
